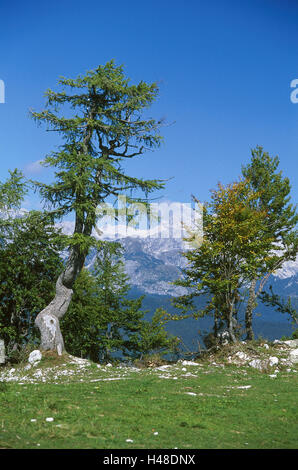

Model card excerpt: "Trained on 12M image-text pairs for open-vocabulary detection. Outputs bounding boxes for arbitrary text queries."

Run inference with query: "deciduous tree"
[173,179,271,343]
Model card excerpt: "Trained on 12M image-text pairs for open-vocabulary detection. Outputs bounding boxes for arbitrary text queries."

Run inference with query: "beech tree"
[173,180,271,343]
[31,61,165,354]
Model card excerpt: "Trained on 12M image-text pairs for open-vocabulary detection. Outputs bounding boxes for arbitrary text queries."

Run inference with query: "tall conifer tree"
[242,146,298,340]
[31,61,164,354]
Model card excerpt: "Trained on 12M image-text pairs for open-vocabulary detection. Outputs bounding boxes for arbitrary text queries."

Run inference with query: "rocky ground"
[0,339,297,385]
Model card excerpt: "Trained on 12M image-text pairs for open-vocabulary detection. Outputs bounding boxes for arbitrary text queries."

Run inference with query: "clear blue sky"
[0,0,297,209]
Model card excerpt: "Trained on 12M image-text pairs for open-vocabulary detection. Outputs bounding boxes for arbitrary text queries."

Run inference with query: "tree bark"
[35,274,73,354]
[245,278,257,341]
[35,245,86,355]
[227,312,237,343]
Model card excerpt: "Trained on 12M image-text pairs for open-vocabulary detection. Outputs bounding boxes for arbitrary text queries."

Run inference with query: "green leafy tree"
[30,61,165,354]
[173,179,271,343]
[242,146,298,339]
[0,206,63,357]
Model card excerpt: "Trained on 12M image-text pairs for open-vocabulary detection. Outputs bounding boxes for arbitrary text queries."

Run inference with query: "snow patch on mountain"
[273,257,298,280]
[4,212,298,296]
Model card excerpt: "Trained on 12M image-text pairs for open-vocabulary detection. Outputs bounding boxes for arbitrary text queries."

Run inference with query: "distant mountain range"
[84,232,298,299]
[3,211,297,345]
[84,231,298,345]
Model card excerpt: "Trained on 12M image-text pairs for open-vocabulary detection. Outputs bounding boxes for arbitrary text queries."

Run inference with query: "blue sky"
[0,0,297,210]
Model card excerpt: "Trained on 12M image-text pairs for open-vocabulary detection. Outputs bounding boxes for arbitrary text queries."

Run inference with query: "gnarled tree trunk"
[35,246,86,355]
[35,275,73,355]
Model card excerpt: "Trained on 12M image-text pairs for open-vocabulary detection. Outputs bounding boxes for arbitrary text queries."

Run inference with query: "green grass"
[0,363,297,449]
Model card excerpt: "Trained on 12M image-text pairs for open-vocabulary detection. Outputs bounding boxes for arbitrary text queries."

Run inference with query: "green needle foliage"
[31,60,165,226]
[30,60,166,351]
[242,146,298,339]
[61,242,178,362]
[0,169,27,214]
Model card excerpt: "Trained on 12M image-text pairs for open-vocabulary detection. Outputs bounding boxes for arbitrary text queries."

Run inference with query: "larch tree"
[31,61,165,354]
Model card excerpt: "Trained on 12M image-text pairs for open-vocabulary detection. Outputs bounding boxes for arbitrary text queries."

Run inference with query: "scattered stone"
[45,417,54,422]
[249,359,263,370]
[235,351,250,361]
[237,385,251,389]
[33,370,43,378]
[219,331,230,345]
[28,350,42,365]
[264,344,269,349]
[289,349,298,364]
[181,360,199,366]
[283,340,298,348]
[156,365,172,371]
[268,357,279,367]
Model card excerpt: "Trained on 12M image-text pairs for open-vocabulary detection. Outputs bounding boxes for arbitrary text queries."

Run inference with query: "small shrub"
[7,342,37,365]
[0,381,8,393]
[291,329,298,340]
[134,352,167,369]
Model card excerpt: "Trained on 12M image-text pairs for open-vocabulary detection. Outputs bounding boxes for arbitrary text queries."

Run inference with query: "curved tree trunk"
[35,275,73,355]
[34,110,98,355]
[35,245,86,355]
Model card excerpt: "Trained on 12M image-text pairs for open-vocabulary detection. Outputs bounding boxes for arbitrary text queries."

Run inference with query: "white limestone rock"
[283,340,298,348]
[249,359,264,370]
[235,351,250,362]
[289,348,298,364]
[268,357,279,367]
[28,350,42,365]
[181,360,200,366]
